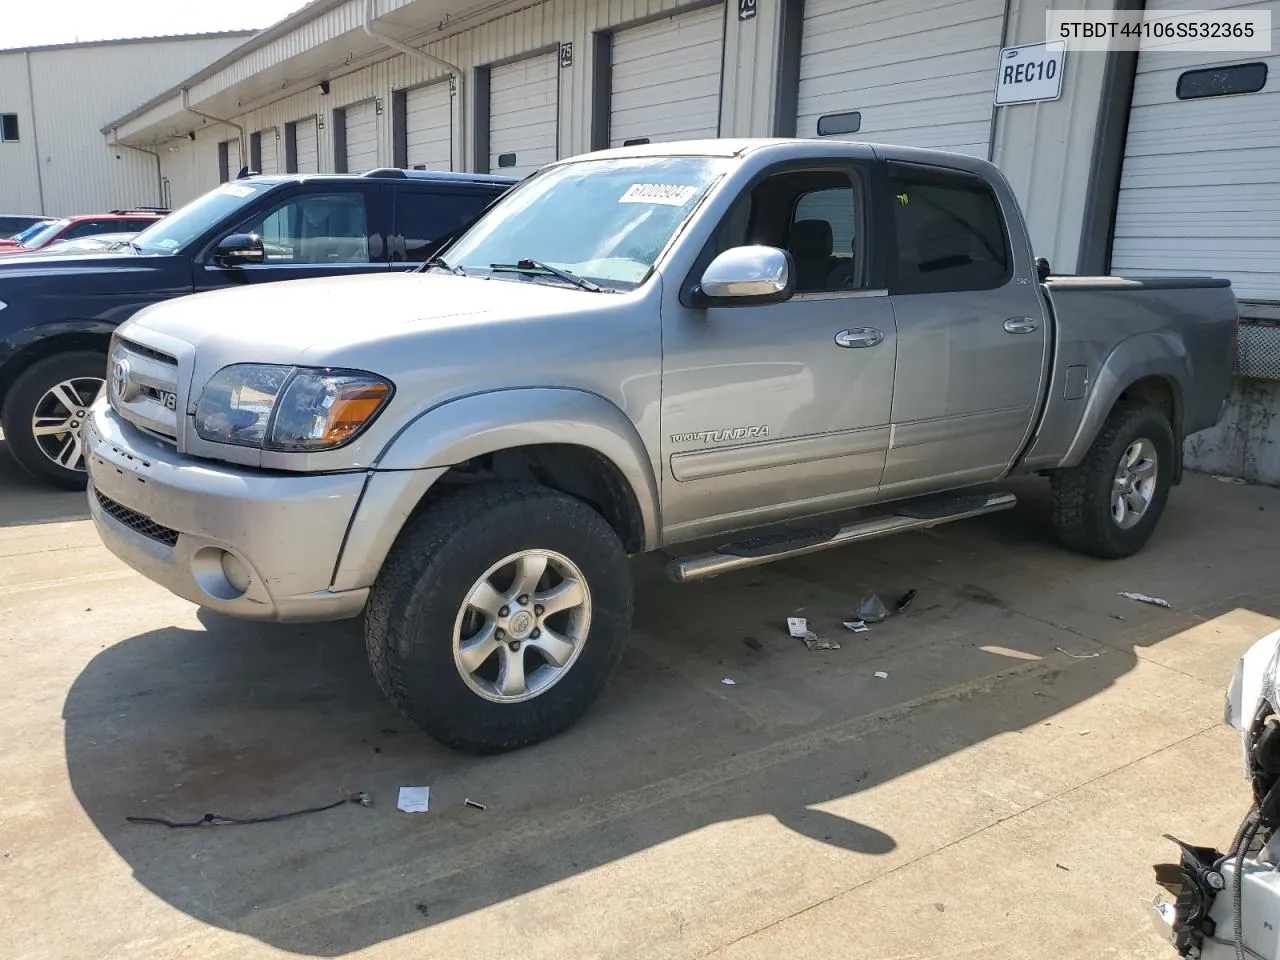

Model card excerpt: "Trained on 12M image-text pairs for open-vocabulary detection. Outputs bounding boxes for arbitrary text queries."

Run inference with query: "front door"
[879,160,1048,497]
[660,163,897,543]
[195,183,391,291]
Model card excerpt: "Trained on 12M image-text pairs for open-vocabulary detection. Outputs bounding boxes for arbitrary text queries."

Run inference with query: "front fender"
[329,388,660,592]
[1060,332,1190,468]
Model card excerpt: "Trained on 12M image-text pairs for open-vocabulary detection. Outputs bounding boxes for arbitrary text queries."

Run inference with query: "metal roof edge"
[0,30,257,57]
[101,0,350,134]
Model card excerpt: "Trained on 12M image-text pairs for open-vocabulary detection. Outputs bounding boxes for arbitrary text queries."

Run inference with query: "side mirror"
[696,245,794,307]
[213,233,265,267]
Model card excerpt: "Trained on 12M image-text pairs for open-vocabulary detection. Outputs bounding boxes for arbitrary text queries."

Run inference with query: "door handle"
[1003,317,1039,335]
[834,327,883,348]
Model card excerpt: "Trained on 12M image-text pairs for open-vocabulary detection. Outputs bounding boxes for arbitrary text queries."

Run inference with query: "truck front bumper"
[84,401,370,622]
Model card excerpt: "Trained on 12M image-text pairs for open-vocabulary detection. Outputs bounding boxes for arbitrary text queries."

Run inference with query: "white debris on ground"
[1118,591,1171,608]
[397,786,430,813]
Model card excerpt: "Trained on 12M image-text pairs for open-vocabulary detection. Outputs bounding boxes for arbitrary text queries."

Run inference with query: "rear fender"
[1060,332,1190,468]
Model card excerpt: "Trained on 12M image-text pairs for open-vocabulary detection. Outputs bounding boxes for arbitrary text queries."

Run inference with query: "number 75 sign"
[994,40,1067,105]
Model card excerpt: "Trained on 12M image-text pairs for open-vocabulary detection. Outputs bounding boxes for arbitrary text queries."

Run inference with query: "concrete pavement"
[1,442,1276,960]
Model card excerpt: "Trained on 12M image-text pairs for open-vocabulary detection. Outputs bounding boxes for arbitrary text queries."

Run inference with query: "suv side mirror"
[213,233,265,267]
[696,246,794,307]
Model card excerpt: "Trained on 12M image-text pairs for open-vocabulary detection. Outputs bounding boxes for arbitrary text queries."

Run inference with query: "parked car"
[0,215,51,239]
[0,211,166,255]
[0,170,515,487]
[1152,628,1280,959]
[42,232,140,254]
[84,139,1238,753]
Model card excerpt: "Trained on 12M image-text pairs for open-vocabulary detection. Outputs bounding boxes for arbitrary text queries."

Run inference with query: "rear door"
[389,184,507,268]
[194,182,392,291]
[880,160,1047,496]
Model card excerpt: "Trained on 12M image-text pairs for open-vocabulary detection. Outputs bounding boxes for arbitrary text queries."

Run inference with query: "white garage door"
[294,117,319,173]
[257,130,279,176]
[489,52,558,177]
[610,5,725,146]
[345,99,379,173]
[797,0,1006,158]
[1112,1,1279,300]
[406,81,452,170]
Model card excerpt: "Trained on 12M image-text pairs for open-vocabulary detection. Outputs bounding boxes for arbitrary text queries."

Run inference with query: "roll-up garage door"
[1111,1,1279,300]
[489,52,558,177]
[295,117,319,173]
[406,81,452,170]
[344,99,379,173]
[797,0,1006,157]
[610,4,725,146]
[256,130,279,175]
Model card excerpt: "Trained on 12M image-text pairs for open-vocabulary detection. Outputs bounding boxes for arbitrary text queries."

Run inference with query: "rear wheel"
[1050,401,1174,558]
[1,351,107,490]
[364,483,633,754]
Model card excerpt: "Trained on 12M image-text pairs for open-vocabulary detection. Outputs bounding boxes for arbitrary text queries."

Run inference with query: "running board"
[667,492,1017,584]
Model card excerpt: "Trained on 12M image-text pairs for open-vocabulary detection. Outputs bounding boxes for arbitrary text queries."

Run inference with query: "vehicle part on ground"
[364,483,632,754]
[1050,402,1175,559]
[1,351,105,489]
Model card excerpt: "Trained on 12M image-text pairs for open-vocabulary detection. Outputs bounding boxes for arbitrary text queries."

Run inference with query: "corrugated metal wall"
[0,54,44,215]
[156,0,779,207]
[0,35,246,217]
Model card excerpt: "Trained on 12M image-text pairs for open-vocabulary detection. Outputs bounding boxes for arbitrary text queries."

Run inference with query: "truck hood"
[123,270,608,368]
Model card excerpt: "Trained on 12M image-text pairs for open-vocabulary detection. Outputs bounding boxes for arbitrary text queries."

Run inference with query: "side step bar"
[667,492,1017,584]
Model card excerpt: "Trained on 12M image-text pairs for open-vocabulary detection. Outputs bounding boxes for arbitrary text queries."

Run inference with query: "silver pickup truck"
[84,139,1237,753]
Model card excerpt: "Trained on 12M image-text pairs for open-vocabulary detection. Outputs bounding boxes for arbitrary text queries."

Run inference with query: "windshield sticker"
[619,183,698,206]
[220,185,256,198]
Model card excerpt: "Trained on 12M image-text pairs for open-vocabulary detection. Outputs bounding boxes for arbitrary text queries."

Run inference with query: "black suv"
[0,169,516,488]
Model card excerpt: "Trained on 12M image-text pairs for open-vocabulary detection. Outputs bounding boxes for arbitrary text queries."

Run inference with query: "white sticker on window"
[220,185,256,198]
[618,183,698,206]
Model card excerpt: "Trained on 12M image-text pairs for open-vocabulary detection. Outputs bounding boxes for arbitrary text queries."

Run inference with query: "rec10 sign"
[994,40,1067,105]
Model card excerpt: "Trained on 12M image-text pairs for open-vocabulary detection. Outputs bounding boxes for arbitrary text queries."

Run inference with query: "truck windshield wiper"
[420,256,467,276]
[489,258,605,292]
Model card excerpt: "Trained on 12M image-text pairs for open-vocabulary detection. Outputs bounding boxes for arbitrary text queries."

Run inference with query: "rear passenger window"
[395,189,500,262]
[888,164,1009,295]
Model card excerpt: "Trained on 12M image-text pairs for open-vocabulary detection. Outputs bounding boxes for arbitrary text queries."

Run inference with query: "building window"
[1176,62,1268,100]
[817,111,861,137]
[0,114,19,142]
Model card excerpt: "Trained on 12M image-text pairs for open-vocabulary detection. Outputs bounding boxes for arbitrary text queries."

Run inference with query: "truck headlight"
[194,364,393,451]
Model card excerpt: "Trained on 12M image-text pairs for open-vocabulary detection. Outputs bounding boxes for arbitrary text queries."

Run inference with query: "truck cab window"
[887,164,1010,294]
[247,192,371,264]
[704,168,866,294]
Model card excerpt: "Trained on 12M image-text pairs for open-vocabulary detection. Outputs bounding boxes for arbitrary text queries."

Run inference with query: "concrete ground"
[1,440,1277,960]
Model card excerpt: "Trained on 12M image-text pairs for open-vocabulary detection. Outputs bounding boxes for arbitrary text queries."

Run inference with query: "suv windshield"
[18,220,68,249]
[446,156,730,290]
[133,181,270,254]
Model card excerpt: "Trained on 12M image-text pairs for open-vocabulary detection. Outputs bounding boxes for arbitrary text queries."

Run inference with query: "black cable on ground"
[126,792,369,828]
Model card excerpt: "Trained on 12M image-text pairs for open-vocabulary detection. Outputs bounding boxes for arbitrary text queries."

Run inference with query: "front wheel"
[364,483,633,754]
[1049,401,1175,559]
[1,351,107,490]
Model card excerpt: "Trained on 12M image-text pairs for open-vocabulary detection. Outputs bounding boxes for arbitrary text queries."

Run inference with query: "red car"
[0,211,166,255]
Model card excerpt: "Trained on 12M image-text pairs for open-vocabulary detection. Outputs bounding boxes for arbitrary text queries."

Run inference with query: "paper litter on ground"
[802,635,840,651]
[1055,646,1101,659]
[842,621,870,633]
[721,677,736,685]
[397,786,430,813]
[874,671,889,679]
[787,617,810,638]
[1118,591,1171,609]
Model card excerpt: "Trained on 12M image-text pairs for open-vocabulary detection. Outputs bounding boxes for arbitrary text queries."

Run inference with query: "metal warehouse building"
[9,0,1280,478]
[0,32,253,216]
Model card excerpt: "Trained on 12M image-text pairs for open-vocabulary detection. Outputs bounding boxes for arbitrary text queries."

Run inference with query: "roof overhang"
[104,0,539,146]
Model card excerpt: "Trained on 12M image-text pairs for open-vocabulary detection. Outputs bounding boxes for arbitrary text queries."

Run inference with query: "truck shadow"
[60,476,1280,955]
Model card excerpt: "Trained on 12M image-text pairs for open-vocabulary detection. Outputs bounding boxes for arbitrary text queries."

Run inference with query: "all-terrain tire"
[1049,401,1175,559]
[1,351,107,490]
[364,483,633,754]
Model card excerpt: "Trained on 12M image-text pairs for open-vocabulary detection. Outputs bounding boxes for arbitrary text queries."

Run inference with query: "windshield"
[446,156,730,290]
[19,220,68,249]
[133,182,269,254]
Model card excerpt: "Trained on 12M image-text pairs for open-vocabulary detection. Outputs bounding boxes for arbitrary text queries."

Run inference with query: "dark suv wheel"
[1,351,107,490]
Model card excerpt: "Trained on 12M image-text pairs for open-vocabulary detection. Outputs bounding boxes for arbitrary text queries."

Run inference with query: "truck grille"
[94,489,179,546]
[109,337,181,439]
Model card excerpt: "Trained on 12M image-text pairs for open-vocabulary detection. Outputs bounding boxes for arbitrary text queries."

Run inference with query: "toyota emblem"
[112,358,137,402]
